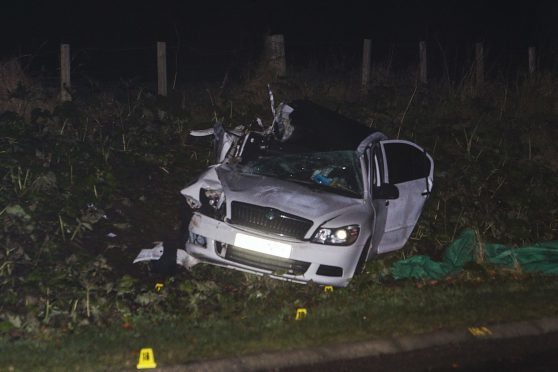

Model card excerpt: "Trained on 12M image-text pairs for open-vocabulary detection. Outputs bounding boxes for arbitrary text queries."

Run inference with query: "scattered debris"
[133,242,199,269]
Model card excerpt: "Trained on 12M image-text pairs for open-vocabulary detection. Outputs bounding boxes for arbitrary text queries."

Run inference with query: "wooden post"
[528,46,536,76]
[60,44,71,102]
[361,39,371,92]
[419,41,427,84]
[267,34,286,77]
[157,41,167,96]
[475,42,484,85]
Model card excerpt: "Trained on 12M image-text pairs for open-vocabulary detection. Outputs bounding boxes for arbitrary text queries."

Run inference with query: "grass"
[1,273,558,370]
[1,58,558,369]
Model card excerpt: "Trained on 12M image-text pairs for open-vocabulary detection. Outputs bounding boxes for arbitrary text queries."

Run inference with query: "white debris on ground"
[133,241,199,268]
[133,242,165,263]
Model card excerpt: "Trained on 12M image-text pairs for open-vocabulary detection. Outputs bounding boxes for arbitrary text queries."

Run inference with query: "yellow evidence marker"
[324,285,334,293]
[137,348,157,369]
[155,283,164,292]
[468,326,492,337]
[295,308,308,320]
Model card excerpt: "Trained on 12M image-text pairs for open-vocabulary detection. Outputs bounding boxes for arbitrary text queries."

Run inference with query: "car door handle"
[421,191,431,197]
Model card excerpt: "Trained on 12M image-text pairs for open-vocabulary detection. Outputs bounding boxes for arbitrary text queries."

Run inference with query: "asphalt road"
[282,331,558,371]
[163,318,558,371]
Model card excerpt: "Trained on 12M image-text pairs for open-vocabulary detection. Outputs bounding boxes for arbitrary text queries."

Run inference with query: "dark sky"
[1,0,556,83]
[2,0,556,54]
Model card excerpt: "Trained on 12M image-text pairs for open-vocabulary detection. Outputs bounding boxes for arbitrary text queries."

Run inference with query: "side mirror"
[373,183,399,200]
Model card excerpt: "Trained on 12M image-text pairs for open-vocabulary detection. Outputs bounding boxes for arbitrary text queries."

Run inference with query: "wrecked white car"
[136,100,433,287]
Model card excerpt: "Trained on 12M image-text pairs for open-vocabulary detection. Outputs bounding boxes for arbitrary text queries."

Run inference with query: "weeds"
[0,58,558,355]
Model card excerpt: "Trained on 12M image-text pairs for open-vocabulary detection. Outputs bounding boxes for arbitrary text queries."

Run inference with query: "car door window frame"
[379,140,433,185]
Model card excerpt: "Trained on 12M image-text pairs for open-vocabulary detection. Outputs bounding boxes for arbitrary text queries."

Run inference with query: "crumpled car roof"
[272,100,377,153]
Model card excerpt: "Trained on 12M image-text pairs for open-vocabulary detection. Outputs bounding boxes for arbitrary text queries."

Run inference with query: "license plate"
[234,233,292,258]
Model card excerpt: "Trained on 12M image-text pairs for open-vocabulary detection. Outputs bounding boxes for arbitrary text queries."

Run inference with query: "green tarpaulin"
[391,229,558,280]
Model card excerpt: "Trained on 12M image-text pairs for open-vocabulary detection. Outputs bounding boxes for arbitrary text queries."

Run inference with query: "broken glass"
[238,150,363,198]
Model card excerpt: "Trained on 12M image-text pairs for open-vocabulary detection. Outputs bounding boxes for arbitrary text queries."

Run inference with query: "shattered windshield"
[239,150,363,198]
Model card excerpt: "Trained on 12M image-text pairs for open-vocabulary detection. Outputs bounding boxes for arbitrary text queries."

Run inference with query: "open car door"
[375,140,434,253]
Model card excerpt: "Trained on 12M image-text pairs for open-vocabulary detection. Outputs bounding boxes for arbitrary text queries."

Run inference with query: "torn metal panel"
[133,241,165,263]
[271,102,295,142]
[190,123,246,163]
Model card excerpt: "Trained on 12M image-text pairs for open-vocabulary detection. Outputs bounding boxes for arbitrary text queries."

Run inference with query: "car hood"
[216,166,364,221]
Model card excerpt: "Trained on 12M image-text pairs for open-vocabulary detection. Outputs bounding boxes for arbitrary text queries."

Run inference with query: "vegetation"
[1,57,558,369]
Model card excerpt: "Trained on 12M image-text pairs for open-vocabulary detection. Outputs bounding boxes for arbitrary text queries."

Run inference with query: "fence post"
[266,34,286,77]
[157,41,167,96]
[361,39,371,92]
[528,46,536,76]
[475,42,484,85]
[419,41,427,84]
[60,44,71,102]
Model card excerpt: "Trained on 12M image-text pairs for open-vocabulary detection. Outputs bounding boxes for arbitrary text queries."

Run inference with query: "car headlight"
[311,225,360,245]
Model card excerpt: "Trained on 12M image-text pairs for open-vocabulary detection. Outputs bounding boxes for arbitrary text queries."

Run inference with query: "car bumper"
[186,213,363,287]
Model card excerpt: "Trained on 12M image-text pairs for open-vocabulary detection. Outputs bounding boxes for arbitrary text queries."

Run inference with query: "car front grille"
[230,201,312,239]
[224,245,310,275]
